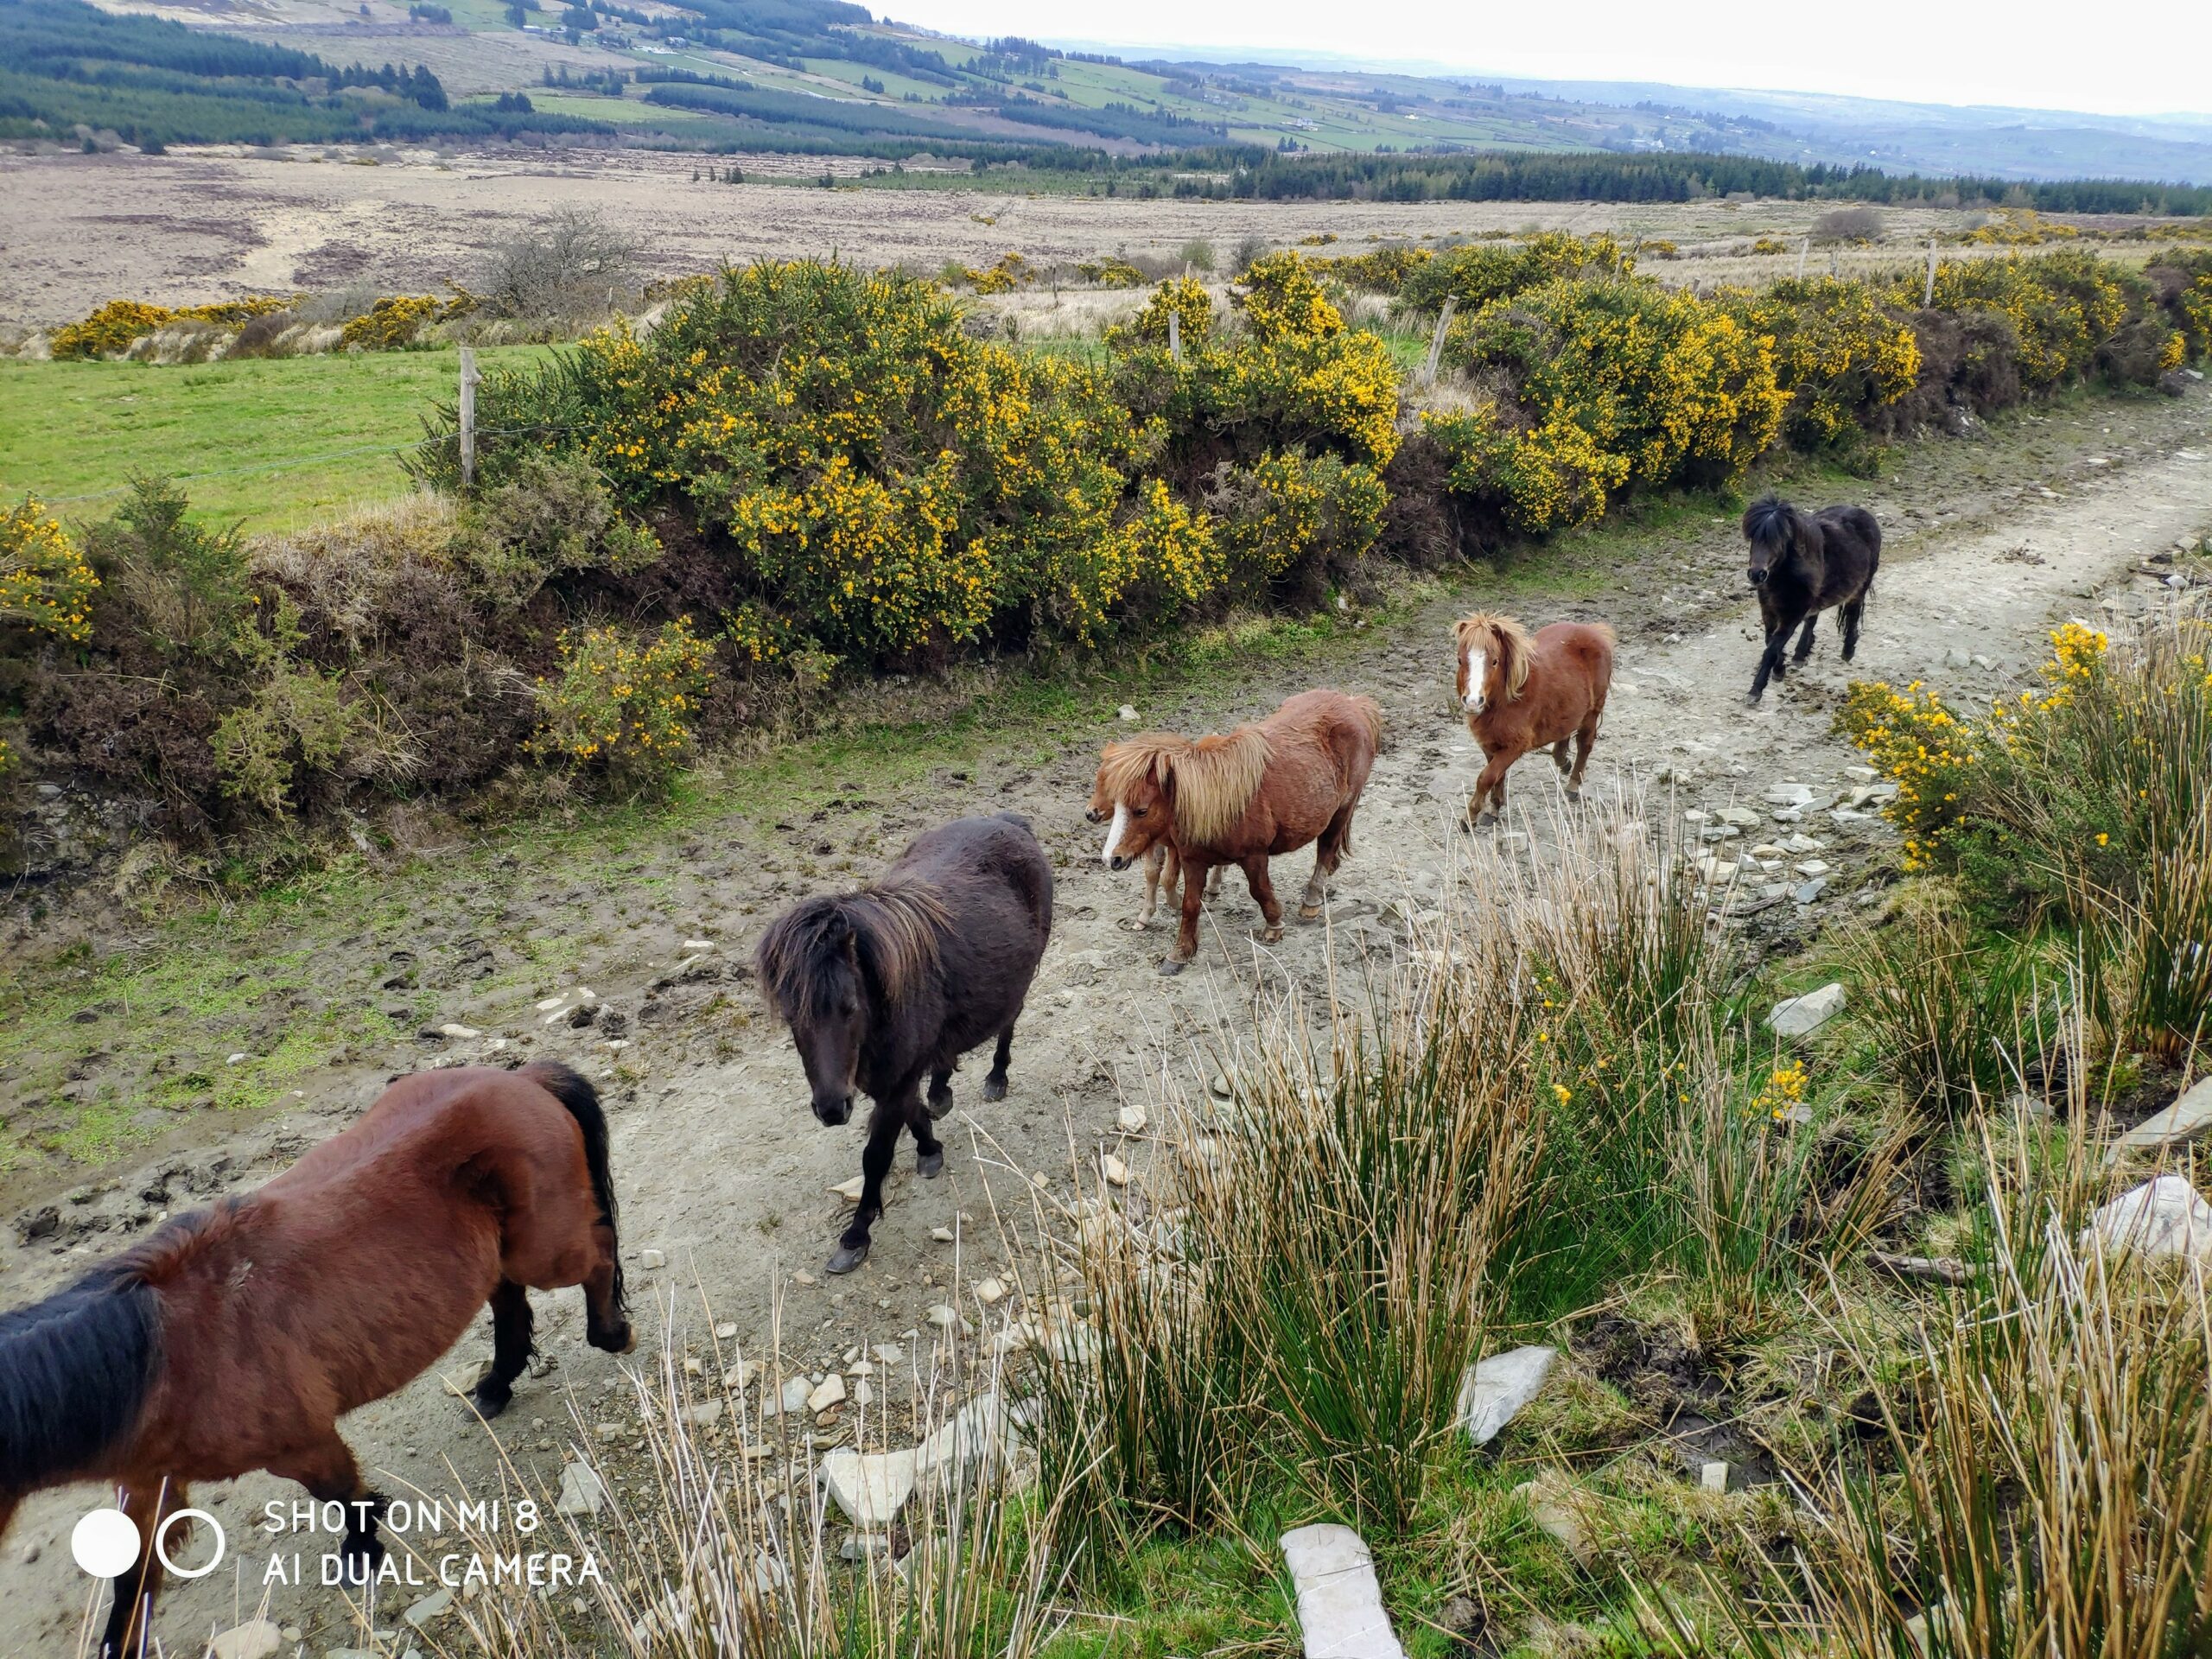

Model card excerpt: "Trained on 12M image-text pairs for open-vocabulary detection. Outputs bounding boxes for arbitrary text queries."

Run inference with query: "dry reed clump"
[377,1296,1077,1659]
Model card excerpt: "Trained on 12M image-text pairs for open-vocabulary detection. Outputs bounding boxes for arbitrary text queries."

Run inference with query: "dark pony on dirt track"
[1740,494,1881,703]
[1088,688,1384,976]
[0,1062,631,1658]
[1454,612,1617,828]
[755,811,1053,1275]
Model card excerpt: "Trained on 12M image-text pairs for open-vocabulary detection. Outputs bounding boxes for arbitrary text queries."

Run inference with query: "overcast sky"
[887,2,2210,119]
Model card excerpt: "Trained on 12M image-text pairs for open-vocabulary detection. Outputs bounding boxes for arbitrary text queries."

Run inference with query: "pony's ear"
[1151,755,1173,798]
[820,909,853,947]
[1453,616,1479,649]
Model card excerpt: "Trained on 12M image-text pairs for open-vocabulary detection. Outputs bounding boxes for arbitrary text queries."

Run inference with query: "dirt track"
[3,385,2210,1651]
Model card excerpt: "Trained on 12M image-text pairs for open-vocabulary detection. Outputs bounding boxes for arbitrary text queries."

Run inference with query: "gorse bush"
[527,617,715,789]
[1423,276,1789,532]
[1396,231,1637,314]
[48,296,290,359]
[1717,276,1923,448]
[1,497,98,643]
[1842,612,2212,1059]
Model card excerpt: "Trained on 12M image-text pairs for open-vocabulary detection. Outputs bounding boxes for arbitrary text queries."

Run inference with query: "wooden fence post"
[1423,296,1457,385]
[1796,236,1809,279]
[1924,237,1939,307]
[458,346,480,491]
[1167,308,1181,366]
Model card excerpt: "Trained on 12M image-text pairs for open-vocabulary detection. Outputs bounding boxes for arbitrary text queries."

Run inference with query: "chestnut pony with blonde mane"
[1089,689,1383,974]
[1454,611,1616,826]
[0,1063,631,1657]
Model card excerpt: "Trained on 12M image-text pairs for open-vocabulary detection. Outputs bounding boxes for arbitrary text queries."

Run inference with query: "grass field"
[0,345,554,533]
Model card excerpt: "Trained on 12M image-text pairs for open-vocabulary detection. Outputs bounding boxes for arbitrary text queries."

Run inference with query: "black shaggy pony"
[1740,495,1882,703]
[755,812,1053,1274]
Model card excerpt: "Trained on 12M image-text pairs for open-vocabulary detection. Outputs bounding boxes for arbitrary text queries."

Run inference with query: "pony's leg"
[830,1088,916,1272]
[1570,713,1601,794]
[911,1090,945,1180]
[925,1067,954,1120]
[100,1480,181,1658]
[1748,619,1795,702]
[581,1252,634,1353]
[1160,857,1207,974]
[1302,804,1356,918]
[1792,612,1819,663]
[1551,737,1573,776]
[468,1279,534,1420]
[1205,863,1224,899]
[274,1435,386,1579]
[1839,594,1866,662]
[1243,855,1285,944]
[1135,845,1166,929]
[1465,753,1513,828]
[982,1026,1014,1102]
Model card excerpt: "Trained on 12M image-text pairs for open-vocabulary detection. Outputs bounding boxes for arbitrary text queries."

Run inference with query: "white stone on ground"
[1767,982,1845,1037]
[2106,1077,2212,1164]
[2081,1175,2212,1265]
[207,1623,282,1659]
[806,1374,847,1413]
[1279,1524,1406,1659]
[916,1390,1016,1492]
[1457,1344,1557,1446]
[830,1174,866,1203]
[554,1463,607,1518]
[823,1447,917,1527]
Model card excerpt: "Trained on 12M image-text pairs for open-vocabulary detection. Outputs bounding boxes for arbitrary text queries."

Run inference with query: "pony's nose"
[1084,808,1108,823]
[1109,855,1133,872]
[813,1095,854,1127]
[1747,568,1768,586]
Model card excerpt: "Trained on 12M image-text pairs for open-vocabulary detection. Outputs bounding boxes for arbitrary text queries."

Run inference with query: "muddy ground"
[2,385,2210,1652]
[0,144,2112,327]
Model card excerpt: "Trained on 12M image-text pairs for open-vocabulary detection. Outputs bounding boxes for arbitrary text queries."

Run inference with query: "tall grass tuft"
[1841,899,2062,1120]
[1705,1117,2212,1658]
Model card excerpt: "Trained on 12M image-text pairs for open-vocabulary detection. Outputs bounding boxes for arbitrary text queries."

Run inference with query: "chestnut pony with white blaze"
[1455,612,1616,826]
[1089,689,1383,974]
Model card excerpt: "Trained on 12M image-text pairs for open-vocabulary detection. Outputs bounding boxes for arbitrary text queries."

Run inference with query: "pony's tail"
[0,1268,160,1497]
[524,1063,626,1315]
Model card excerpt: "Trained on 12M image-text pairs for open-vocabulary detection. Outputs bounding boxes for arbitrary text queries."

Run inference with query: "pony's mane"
[753,878,951,1022]
[1100,728,1273,845]
[1455,612,1537,700]
[1741,494,1805,553]
[0,1248,168,1492]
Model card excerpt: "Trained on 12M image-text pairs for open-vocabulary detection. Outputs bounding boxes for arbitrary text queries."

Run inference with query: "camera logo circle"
[70,1509,140,1580]
[156,1510,226,1579]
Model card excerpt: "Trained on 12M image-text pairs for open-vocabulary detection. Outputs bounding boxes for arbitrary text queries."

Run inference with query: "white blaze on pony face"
[1100,803,1131,866]
[1463,646,1491,715]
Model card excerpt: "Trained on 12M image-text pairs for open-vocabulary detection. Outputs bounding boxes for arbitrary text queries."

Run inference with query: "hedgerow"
[10,244,2212,854]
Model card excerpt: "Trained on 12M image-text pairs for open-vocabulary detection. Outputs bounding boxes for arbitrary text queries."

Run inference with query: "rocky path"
[3,387,2210,1653]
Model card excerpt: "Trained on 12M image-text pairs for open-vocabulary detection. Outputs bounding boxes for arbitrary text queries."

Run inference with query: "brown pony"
[0,1062,632,1657]
[1454,612,1616,827]
[1089,689,1384,974]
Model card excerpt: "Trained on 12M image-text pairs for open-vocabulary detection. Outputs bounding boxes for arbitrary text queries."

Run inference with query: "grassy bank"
[0,346,552,532]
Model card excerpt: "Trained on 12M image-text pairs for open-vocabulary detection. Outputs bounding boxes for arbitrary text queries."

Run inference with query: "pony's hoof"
[1117,917,1153,933]
[588,1321,635,1355]
[1298,903,1323,922]
[925,1090,954,1122]
[917,1149,944,1179]
[982,1075,1007,1102]
[467,1381,513,1420]
[1254,925,1285,944]
[827,1240,871,1274]
[1158,956,1188,976]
